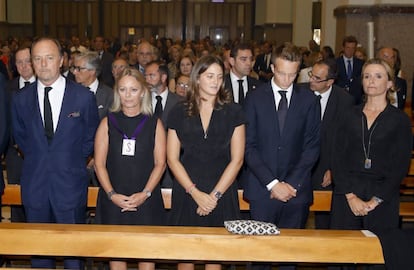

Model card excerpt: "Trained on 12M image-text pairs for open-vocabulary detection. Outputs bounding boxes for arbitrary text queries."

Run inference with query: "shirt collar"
[230,70,246,81]
[88,78,99,94]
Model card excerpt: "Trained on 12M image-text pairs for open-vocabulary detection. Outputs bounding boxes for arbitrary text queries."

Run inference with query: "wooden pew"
[0,223,384,264]
[4,185,413,219]
[2,185,330,211]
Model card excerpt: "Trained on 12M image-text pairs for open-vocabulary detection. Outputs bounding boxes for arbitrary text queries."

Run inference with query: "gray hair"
[75,51,102,76]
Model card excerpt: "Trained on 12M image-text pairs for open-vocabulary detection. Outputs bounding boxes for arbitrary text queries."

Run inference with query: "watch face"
[214,191,222,199]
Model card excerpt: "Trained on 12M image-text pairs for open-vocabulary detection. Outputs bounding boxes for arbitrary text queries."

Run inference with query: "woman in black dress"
[331,58,412,251]
[94,68,166,270]
[167,55,245,270]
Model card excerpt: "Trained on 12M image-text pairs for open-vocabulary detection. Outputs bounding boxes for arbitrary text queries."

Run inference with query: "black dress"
[95,111,165,225]
[331,104,412,232]
[167,102,245,226]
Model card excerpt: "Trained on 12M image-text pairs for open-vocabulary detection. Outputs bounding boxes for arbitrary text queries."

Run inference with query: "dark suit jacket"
[253,53,273,82]
[159,91,181,188]
[243,82,320,205]
[160,91,181,128]
[0,74,9,195]
[96,81,114,120]
[11,78,100,210]
[311,85,355,190]
[394,76,407,110]
[335,57,364,104]
[224,74,261,103]
[5,77,24,184]
[98,51,115,88]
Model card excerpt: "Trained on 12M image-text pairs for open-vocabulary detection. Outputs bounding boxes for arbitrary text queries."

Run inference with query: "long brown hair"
[185,55,231,116]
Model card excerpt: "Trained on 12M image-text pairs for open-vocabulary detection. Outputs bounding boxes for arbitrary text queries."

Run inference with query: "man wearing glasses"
[309,58,355,230]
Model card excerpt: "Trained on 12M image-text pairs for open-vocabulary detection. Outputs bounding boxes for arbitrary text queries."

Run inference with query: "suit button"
[277,146,282,150]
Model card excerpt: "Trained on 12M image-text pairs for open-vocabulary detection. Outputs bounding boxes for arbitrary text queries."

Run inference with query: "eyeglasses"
[70,66,89,72]
[308,71,330,83]
[177,82,189,89]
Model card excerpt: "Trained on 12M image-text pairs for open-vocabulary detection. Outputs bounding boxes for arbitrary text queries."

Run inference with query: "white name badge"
[122,139,136,156]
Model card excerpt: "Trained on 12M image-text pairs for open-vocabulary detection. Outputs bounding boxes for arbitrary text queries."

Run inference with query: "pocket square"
[68,111,81,118]
[98,105,104,109]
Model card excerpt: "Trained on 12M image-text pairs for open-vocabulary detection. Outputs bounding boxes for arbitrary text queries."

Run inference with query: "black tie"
[154,95,163,118]
[317,94,323,120]
[278,90,288,134]
[237,79,244,105]
[44,86,54,144]
[24,81,30,87]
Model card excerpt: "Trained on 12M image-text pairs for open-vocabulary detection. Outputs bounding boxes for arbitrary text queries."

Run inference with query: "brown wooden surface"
[0,223,384,264]
[3,185,413,217]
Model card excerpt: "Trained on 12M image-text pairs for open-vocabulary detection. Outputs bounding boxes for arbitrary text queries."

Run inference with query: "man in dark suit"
[72,51,114,120]
[224,43,261,105]
[5,46,36,223]
[309,59,355,229]
[244,44,320,270]
[94,36,114,87]
[72,50,114,186]
[377,47,407,110]
[145,61,181,188]
[11,37,99,269]
[253,41,273,82]
[335,36,364,104]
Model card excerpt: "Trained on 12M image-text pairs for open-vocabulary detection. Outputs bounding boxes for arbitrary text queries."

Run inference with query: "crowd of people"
[0,34,413,270]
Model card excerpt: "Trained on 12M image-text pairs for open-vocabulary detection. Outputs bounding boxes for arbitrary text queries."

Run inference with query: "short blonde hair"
[111,68,152,115]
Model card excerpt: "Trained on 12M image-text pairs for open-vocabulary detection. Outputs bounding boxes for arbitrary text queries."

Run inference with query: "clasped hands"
[270,182,297,202]
[111,192,148,212]
[191,189,218,216]
[346,193,380,217]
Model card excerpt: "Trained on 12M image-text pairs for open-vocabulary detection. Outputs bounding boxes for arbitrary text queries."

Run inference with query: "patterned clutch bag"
[224,220,280,235]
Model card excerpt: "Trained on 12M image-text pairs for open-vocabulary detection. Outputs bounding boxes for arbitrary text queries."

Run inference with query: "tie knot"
[238,79,244,84]
[278,90,287,98]
[156,95,162,102]
[45,86,52,94]
[24,81,30,86]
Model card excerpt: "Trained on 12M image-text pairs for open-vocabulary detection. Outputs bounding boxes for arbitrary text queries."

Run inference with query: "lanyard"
[108,113,148,140]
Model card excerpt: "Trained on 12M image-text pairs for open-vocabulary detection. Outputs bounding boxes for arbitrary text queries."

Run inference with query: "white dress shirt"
[230,71,247,103]
[37,76,66,132]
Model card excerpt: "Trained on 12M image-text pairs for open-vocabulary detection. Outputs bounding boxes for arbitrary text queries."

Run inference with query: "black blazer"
[394,76,406,110]
[335,57,364,104]
[253,53,273,82]
[98,51,115,88]
[223,74,261,103]
[311,85,355,190]
[95,81,114,120]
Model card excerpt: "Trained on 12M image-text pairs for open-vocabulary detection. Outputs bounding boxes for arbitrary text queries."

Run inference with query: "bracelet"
[186,183,196,194]
[107,190,117,200]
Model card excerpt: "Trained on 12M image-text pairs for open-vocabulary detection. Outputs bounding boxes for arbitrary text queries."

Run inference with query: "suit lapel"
[54,82,76,138]
[29,83,48,145]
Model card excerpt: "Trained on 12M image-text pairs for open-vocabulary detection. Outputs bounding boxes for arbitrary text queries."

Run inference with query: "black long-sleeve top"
[333,104,412,202]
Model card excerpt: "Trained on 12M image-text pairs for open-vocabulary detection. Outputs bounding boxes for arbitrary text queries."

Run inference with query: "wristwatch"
[107,190,117,200]
[144,189,152,198]
[372,196,383,205]
[214,191,223,200]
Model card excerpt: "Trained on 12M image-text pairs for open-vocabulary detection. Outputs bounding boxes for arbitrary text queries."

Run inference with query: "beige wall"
[0,0,6,22]
[7,0,32,24]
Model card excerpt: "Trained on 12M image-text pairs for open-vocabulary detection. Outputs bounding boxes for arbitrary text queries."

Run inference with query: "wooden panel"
[0,223,384,264]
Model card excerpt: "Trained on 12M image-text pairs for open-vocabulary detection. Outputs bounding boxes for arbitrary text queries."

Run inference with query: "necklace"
[361,115,377,169]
